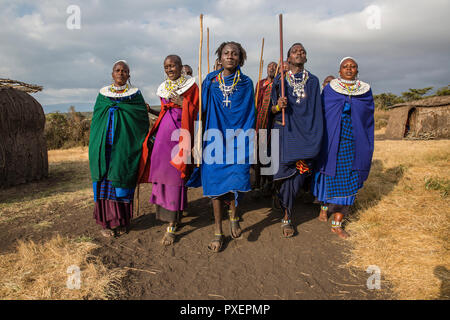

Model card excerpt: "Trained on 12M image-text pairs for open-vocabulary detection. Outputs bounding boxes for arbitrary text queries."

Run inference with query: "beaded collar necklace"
[336,78,361,96]
[218,69,241,108]
[286,69,308,103]
[109,83,129,95]
[165,76,187,95]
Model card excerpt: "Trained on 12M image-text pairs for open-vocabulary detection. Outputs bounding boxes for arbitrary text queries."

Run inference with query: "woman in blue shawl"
[313,57,375,239]
[270,43,323,238]
[187,41,255,252]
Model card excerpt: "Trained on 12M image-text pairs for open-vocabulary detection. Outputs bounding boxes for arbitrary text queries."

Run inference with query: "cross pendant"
[223,95,231,108]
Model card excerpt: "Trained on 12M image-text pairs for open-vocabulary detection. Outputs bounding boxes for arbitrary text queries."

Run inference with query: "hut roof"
[389,95,450,109]
[0,78,43,93]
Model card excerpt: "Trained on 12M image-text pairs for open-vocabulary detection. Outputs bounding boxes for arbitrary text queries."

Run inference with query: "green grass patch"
[424,177,450,197]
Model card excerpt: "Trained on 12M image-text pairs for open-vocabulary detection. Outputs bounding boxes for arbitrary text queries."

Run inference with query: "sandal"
[161,226,176,246]
[116,226,129,236]
[229,217,242,239]
[281,219,294,238]
[208,233,224,252]
[318,205,328,222]
[100,228,116,238]
[331,220,350,239]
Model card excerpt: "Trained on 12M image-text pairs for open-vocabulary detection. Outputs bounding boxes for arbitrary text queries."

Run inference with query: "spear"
[255,37,264,109]
[196,14,204,167]
[279,14,285,126]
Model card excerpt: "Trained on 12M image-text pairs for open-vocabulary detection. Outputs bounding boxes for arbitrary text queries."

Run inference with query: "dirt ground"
[0,177,392,299]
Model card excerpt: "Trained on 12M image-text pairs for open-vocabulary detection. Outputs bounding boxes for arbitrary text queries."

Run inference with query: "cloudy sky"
[1,0,449,111]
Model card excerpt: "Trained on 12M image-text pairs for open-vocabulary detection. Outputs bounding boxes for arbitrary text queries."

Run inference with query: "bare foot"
[318,209,328,222]
[331,227,350,239]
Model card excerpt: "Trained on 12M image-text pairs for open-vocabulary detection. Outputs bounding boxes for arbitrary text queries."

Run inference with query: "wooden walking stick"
[274,58,280,77]
[196,14,204,167]
[207,27,210,74]
[255,37,264,109]
[279,14,285,126]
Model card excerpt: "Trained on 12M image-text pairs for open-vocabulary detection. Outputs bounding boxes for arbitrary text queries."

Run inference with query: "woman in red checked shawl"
[254,61,277,195]
[137,55,199,246]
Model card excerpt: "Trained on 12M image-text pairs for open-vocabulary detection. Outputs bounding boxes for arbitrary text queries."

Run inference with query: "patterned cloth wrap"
[255,80,273,132]
[324,102,359,198]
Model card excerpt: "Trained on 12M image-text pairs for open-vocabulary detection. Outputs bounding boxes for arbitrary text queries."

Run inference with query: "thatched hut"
[385,96,450,139]
[0,79,48,188]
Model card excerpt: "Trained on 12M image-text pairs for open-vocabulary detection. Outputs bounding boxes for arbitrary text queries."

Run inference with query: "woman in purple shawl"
[139,55,199,246]
[313,57,375,239]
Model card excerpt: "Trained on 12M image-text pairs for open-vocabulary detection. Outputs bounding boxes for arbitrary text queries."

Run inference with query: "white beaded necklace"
[111,83,128,91]
[338,78,357,85]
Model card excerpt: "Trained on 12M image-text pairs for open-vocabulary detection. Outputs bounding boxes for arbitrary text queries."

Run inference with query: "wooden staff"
[274,59,280,77]
[279,14,285,126]
[255,37,264,109]
[196,14,204,167]
[207,27,210,74]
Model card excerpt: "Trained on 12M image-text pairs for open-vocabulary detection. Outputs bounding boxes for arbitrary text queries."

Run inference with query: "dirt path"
[0,182,391,299]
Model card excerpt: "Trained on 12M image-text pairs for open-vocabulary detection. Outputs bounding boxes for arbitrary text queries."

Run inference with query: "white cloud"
[0,0,449,109]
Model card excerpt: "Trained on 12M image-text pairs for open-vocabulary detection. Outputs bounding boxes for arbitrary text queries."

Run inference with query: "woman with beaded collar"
[186,41,255,252]
[313,57,375,239]
[89,60,149,238]
[137,55,199,246]
[270,43,324,238]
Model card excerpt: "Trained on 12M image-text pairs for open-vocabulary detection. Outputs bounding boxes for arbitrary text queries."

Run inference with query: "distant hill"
[43,102,94,114]
[43,103,160,114]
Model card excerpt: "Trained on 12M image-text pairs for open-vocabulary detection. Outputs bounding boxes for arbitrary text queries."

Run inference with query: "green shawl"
[89,90,149,188]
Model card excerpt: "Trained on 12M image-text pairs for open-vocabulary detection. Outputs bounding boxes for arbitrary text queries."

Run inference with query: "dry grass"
[0,147,129,300]
[0,147,92,223]
[0,235,126,300]
[346,139,450,299]
[48,147,89,163]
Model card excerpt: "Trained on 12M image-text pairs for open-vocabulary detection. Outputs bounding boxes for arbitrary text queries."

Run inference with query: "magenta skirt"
[93,199,133,230]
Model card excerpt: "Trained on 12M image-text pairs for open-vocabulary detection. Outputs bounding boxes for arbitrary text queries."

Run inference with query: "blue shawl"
[318,84,375,185]
[187,67,255,198]
[270,70,323,164]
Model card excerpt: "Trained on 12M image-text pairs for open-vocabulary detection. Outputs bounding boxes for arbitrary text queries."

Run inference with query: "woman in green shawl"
[89,60,149,237]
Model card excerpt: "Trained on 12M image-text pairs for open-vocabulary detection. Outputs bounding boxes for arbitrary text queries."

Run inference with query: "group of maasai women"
[88,41,374,252]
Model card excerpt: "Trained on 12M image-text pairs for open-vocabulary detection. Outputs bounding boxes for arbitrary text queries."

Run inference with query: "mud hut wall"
[414,106,450,138]
[385,106,411,139]
[0,88,48,188]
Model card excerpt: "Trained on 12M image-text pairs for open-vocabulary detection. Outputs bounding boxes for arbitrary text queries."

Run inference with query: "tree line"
[44,85,449,149]
[374,85,450,110]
